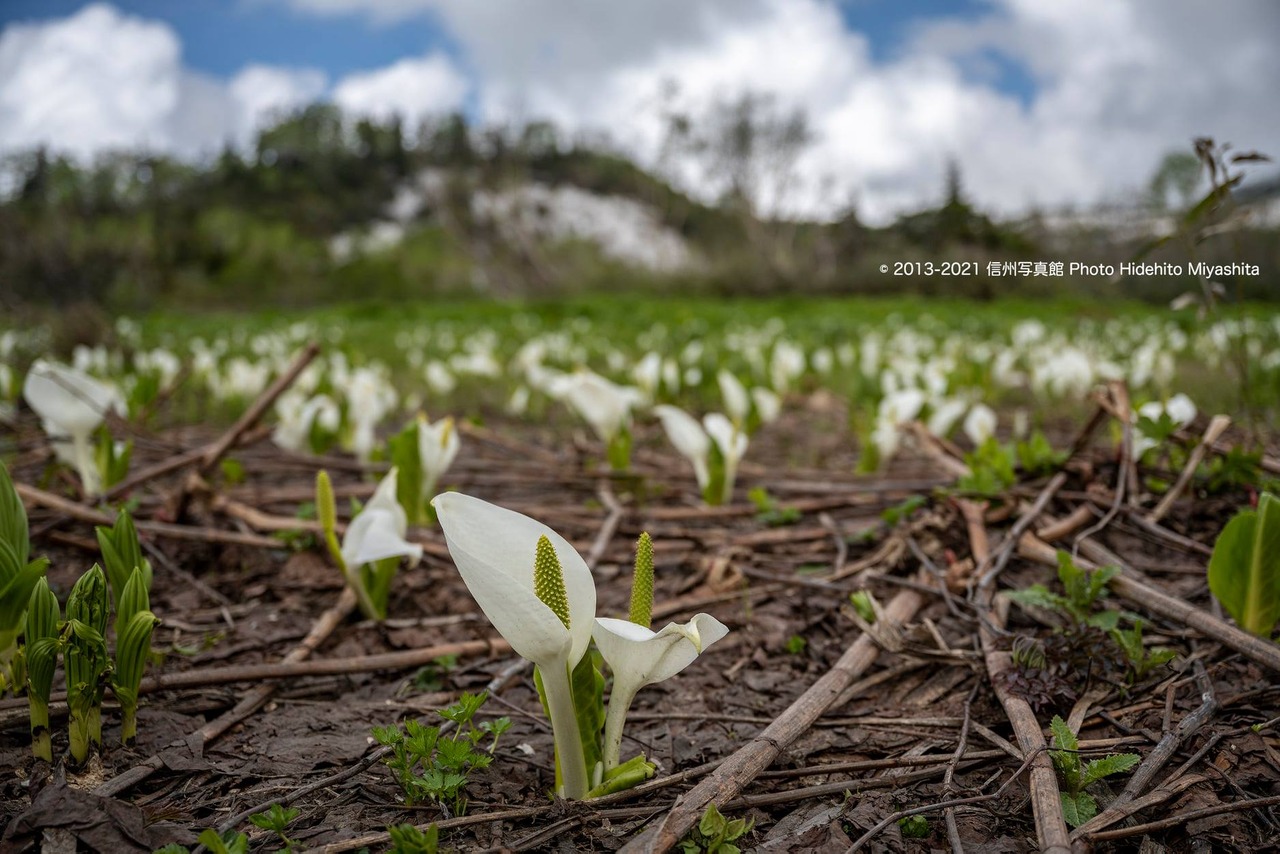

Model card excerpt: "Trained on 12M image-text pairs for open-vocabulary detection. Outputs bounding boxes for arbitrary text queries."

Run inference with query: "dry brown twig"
[959,498,1072,854]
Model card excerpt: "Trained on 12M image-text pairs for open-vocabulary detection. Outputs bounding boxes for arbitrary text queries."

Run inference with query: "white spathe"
[553,370,644,443]
[417,414,460,502]
[23,360,122,497]
[341,468,423,569]
[431,492,596,672]
[963,403,998,446]
[592,613,730,769]
[653,404,711,492]
[717,369,750,425]
[431,491,597,798]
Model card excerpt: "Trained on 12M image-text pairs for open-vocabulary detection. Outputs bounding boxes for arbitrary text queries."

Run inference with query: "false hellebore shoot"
[433,493,728,800]
[317,468,422,621]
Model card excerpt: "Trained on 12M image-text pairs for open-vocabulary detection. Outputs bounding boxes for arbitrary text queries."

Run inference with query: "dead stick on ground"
[618,585,925,854]
[1071,663,1216,838]
[1018,532,1280,673]
[959,499,1072,854]
[975,470,1069,594]
[18,481,284,549]
[1082,792,1280,843]
[97,586,357,798]
[1146,414,1232,525]
[0,637,513,727]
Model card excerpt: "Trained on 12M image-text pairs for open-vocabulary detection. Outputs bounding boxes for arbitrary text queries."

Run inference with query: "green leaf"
[1082,753,1140,786]
[1060,792,1098,828]
[1208,491,1280,636]
[0,461,30,567]
[388,419,424,525]
[1007,584,1066,612]
[1049,715,1078,753]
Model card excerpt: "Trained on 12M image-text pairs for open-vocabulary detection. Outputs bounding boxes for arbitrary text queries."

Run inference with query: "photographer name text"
[880,260,1261,277]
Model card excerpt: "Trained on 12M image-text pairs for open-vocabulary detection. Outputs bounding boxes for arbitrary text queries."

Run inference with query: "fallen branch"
[617,585,925,853]
[960,499,1072,854]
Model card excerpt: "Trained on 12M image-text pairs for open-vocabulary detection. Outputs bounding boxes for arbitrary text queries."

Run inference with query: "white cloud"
[5,0,1278,223]
[0,3,331,158]
[0,3,182,157]
[333,55,468,126]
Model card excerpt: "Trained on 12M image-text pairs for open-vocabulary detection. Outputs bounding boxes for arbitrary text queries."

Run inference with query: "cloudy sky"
[1,0,1277,222]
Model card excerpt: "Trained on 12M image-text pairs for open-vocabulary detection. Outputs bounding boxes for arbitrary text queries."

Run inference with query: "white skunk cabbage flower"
[432,492,597,799]
[553,371,644,450]
[871,388,926,463]
[417,415,459,505]
[341,468,422,571]
[344,366,397,462]
[717,370,750,425]
[963,403,998,446]
[633,352,663,401]
[23,360,122,497]
[592,613,729,770]
[927,398,967,438]
[653,405,712,493]
[703,413,748,504]
[273,392,339,453]
[750,387,782,425]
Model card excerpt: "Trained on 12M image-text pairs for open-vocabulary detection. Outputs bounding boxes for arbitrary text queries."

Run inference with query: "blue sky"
[1,0,1275,221]
[0,0,1035,102]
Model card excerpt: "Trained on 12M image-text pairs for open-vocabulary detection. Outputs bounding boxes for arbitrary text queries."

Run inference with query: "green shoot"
[1016,431,1068,476]
[747,487,800,526]
[898,815,931,838]
[1048,715,1139,827]
[679,803,753,854]
[784,635,807,655]
[249,804,301,851]
[388,419,425,524]
[94,430,132,492]
[1110,620,1176,680]
[1207,491,1280,637]
[1008,551,1121,630]
[112,567,159,743]
[387,823,439,854]
[373,692,511,815]
[24,578,60,760]
[0,460,48,694]
[94,506,152,609]
[153,828,249,854]
[65,564,110,762]
[956,437,1017,498]
[880,494,927,527]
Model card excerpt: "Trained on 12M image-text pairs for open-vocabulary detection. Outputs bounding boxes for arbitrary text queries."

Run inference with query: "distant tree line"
[0,101,1274,312]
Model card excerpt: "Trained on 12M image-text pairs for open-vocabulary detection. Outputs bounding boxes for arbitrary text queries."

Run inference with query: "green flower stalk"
[112,567,158,743]
[24,578,60,761]
[65,565,110,762]
[628,533,654,629]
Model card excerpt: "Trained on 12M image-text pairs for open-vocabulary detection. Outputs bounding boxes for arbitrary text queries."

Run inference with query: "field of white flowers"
[2,297,1279,852]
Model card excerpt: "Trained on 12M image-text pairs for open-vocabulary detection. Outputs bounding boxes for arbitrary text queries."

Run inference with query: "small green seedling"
[784,635,807,655]
[157,828,249,854]
[249,804,301,851]
[956,438,1017,499]
[880,494,927,527]
[747,487,800,526]
[679,803,753,854]
[1016,431,1067,476]
[373,692,511,815]
[403,654,460,694]
[388,822,439,854]
[848,591,877,624]
[1049,715,1139,827]
[898,814,930,838]
[1008,551,1121,630]
[1207,491,1280,638]
[1110,620,1176,680]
